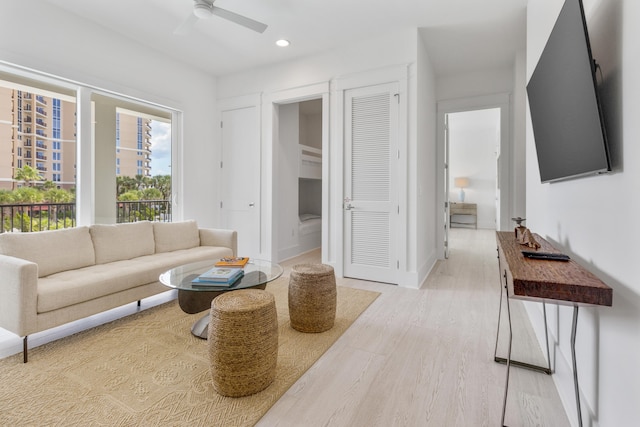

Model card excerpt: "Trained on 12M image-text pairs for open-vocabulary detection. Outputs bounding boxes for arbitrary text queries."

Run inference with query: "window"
[1,65,176,232]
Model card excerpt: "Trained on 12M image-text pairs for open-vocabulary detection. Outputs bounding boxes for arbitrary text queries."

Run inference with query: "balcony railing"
[1,203,76,233]
[117,200,172,224]
[1,200,172,233]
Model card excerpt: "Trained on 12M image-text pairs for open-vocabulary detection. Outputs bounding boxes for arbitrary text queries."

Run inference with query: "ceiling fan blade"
[211,6,268,33]
[174,13,199,36]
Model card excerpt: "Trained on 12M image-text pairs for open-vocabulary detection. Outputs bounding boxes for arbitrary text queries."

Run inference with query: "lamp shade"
[454,177,469,188]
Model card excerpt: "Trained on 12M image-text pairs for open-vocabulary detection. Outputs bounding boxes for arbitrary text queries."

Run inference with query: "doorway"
[437,94,511,259]
[447,108,501,225]
[274,98,324,262]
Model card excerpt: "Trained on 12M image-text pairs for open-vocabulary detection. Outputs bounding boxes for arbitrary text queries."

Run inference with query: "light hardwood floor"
[0,228,570,426]
[259,228,570,427]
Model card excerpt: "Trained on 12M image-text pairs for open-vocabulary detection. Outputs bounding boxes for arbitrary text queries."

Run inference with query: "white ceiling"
[42,0,527,77]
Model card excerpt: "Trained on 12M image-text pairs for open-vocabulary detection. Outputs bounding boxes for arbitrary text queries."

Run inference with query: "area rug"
[0,278,379,426]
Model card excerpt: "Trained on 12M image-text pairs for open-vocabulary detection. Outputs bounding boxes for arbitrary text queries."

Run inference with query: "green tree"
[12,187,44,203]
[134,174,150,191]
[116,176,137,197]
[14,165,44,187]
[119,191,141,201]
[150,175,171,200]
[0,190,14,205]
[42,180,57,190]
[44,188,74,203]
[141,188,163,200]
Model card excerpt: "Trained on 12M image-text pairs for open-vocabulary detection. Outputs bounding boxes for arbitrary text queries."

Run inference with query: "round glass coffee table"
[159,259,283,338]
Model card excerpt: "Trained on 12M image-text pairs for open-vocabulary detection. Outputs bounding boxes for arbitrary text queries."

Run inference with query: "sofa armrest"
[199,228,237,256]
[0,254,39,337]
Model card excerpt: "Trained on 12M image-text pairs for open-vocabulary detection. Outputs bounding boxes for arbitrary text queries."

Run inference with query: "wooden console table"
[495,231,612,427]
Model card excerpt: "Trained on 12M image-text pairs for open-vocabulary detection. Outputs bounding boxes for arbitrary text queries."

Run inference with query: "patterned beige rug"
[0,278,379,426]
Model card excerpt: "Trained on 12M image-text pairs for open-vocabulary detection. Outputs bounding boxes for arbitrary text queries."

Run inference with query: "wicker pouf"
[288,263,337,333]
[208,289,278,397]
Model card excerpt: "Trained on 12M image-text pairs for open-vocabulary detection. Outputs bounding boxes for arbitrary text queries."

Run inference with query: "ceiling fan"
[174,0,268,35]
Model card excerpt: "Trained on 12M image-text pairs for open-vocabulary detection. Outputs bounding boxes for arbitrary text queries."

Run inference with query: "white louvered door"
[344,83,398,284]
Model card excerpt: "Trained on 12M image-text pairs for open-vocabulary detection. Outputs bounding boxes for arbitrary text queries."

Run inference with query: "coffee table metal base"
[191,315,211,339]
[179,282,267,339]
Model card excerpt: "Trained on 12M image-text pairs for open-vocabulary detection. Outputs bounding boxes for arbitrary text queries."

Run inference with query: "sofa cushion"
[90,221,155,264]
[37,245,234,313]
[153,220,200,253]
[0,227,95,278]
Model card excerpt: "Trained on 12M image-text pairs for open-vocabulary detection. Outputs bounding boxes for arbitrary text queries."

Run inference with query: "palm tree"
[151,175,171,200]
[116,176,137,197]
[134,174,150,191]
[14,165,43,187]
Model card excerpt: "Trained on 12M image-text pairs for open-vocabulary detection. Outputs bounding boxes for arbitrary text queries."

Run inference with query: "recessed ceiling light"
[276,39,290,47]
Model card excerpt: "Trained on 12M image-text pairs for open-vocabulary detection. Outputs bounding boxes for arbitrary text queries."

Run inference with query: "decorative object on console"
[512,216,527,241]
[454,177,470,202]
[519,228,541,249]
[511,217,541,249]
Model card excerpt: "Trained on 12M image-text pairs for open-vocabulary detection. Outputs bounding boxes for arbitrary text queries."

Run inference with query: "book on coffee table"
[214,257,249,268]
[191,267,244,287]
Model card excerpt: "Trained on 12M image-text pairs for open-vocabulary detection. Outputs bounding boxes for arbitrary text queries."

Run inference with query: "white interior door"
[220,107,260,258]
[343,83,398,284]
[444,113,450,259]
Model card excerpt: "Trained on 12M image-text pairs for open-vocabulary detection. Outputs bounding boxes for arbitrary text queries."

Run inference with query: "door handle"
[345,203,354,210]
[249,202,255,207]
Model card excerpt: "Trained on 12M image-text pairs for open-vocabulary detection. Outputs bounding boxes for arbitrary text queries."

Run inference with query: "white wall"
[415,32,438,281]
[0,0,219,227]
[448,109,499,229]
[526,0,639,425]
[217,28,418,99]
[218,29,437,287]
[437,67,514,101]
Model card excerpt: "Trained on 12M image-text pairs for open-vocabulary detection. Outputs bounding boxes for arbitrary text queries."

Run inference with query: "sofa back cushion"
[153,220,200,253]
[90,221,155,264]
[0,226,96,277]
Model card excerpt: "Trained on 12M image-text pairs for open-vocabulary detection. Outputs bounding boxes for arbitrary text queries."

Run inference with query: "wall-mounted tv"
[527,0,611,183]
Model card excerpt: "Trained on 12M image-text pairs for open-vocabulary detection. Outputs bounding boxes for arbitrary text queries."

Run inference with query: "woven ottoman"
[288,263,337,333]
[208,289,278,397]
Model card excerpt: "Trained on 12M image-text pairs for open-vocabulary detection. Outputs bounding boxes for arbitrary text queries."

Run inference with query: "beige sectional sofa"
[0,220,236,362]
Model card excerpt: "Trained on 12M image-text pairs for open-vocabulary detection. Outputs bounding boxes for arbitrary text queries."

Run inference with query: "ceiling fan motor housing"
[193,1,213,19]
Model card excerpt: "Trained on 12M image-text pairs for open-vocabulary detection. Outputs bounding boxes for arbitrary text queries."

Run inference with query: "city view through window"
[0,81,172,232]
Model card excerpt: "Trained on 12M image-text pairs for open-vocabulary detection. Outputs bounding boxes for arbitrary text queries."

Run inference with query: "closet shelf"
[299,144,322,179]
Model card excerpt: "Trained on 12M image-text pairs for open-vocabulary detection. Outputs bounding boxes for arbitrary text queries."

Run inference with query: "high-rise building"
[0,88,76,190]
[0,87,152,191]
[116,112,152,178]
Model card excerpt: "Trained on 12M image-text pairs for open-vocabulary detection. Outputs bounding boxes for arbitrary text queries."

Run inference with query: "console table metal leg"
[493,264,505,362]
[494,270,552,375]
[501,275,513,427]
[571,305,583,427]
[543,302,552,372]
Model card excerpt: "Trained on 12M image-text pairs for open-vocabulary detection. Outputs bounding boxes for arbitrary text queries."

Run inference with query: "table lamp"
[454,177,469,202]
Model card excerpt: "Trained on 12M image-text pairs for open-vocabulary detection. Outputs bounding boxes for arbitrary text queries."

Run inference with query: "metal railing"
[1,200,172,233]
[1,203,76,233]
[117,200,172,224]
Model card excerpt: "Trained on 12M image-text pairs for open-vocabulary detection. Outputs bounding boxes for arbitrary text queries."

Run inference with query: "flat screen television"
[527,0,611,183]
